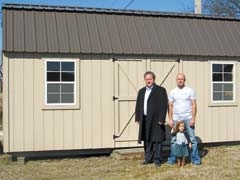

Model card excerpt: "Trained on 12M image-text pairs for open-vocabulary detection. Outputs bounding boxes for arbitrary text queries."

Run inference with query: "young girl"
[172,121,192,167]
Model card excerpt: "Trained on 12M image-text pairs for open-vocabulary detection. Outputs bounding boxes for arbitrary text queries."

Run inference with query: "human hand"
[168,119,174,128]
[190,118,195,127]
[189,143,192,149]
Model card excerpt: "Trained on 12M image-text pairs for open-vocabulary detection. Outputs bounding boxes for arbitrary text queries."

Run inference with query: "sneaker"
[191,162,201,165]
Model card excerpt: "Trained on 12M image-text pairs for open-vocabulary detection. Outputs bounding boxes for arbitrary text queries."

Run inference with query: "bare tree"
[203,0,240,17]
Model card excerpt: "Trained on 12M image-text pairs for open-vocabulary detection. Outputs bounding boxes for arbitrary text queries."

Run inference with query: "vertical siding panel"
[23,55,34,151]
[44,111,54,150]
[53,111,64,149]
[82,58,93,148]
[101,59,114,148]
[56,12,69,53]
[73,110,83,149]
[63,110,74,149]
[73,59,83,149]
[24,11,36,52]
[92,59,102,148]
[35,11,47,52]
[13,55,24,151]
[33,56,44,150]
[9,58,14,151]
[13,10,24,52]
[118,61,129,142]
[5,10,14,51]
[2,54,9,152]
[182,60,240,143]
[127,61,140,146]
[45,11,58,52]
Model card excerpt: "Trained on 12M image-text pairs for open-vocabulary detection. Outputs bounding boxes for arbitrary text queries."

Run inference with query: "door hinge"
[113,96,119,101]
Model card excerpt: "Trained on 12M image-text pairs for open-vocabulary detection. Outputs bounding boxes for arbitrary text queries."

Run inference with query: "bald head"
[176,73,186,88]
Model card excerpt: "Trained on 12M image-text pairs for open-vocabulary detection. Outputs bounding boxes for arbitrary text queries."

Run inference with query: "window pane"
[213,92,222,101]
[212,73,222,81]
[61,84,74,93]
[62,62,74,71]
[47,72,60,81]
[61,94,74,103]
[62,72,74,81]
[47,94,60,103]
[212,64,222,72]
[224,64,233,72]
[47,62,60,71]
[47,84,60,93]
[223,91,233,101]
[224,74,232,81]
[223,84,233,91]
[213,83,222,91]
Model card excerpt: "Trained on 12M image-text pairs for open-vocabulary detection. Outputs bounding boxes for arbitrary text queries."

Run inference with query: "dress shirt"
[144,86,153,116]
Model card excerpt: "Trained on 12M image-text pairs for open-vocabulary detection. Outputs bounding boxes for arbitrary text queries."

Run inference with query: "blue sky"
[0,0,195,53]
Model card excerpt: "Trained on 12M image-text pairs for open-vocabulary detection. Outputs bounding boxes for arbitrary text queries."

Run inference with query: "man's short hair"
[144,71,156,80]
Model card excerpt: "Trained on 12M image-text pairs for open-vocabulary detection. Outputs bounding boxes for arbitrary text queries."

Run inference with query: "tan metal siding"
[33,54,44,150]
[183,60,240,143]
[3,54,9,152]
[4,54,240,152]
[12,55,25,151]
[23,54,35,150]
[5,54,115,152]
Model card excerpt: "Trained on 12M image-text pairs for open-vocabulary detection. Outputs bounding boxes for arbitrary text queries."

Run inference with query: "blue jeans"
[167,119,201,164]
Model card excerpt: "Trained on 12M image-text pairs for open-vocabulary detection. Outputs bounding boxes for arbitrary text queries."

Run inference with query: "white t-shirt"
[168,86,196,121]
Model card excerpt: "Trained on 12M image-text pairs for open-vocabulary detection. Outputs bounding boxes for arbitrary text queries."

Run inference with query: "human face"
[144,74,155,87]
[176,73,185,88]
[178,123,185,132]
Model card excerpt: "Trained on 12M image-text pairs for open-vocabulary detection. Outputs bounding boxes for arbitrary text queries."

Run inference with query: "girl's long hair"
[173,120,185,134]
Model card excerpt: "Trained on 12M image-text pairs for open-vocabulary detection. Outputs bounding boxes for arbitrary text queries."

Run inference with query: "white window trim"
[210,61,236,104]
[45,59,77,106]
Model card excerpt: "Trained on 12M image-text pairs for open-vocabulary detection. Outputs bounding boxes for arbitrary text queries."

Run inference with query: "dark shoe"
[141,160,152,165]
[154,161,161,167]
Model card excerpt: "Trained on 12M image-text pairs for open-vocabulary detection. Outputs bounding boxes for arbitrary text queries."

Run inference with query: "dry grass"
[0,145,240,180]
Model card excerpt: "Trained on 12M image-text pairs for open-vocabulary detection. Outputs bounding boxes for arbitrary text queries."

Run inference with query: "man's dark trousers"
[143,116,163,164]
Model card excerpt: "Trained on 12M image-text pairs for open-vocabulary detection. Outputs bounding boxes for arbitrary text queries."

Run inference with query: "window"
[211,63,235,102]
[45,60,76,105]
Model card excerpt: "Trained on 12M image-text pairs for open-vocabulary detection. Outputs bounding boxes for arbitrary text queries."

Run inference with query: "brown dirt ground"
[0,145,240,180]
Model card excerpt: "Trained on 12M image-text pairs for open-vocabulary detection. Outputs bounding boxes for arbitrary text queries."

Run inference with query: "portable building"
[2,4,240,153]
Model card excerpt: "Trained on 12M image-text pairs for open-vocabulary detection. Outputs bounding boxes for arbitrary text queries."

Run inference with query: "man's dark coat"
[135,84,168,144]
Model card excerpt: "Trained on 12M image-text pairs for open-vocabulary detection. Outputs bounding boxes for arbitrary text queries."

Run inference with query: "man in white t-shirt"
[167,73,201,165]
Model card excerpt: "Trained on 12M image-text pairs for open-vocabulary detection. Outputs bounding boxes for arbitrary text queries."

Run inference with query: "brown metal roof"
[2,4,240,57]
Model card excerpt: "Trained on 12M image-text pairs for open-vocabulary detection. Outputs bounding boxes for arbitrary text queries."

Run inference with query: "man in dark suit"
[135,71,168,167]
